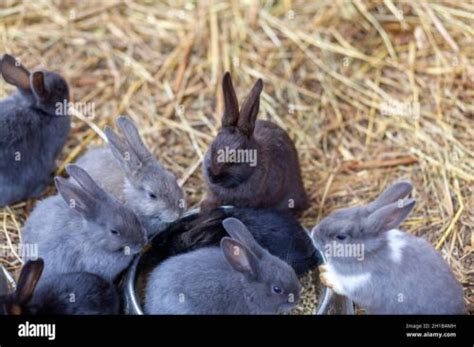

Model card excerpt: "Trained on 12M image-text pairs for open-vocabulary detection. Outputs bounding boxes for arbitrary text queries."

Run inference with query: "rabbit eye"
[335,234,347,241]
[110,229,120,236]
[272,286,283,295]
[148,192,157,199]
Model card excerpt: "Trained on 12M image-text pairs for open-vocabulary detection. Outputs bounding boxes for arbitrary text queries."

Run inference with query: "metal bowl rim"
[124,206,331,315]
[0,208,339,314]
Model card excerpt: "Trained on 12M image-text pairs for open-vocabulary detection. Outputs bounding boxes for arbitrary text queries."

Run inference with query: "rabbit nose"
[136,231,147,249]
[209,164,219,176]
[170,211,180,221]
[162,211,180,223]
[209,160,224,176]
[130,238,146,254]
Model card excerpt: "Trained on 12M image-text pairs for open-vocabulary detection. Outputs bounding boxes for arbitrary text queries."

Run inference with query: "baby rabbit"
[0,259,119,315]
[21,164,147,282]
[0,260,43,315]
[0,54,70,207]
[311,181,465,314]
[202,73,308,215]
[74,116,185,237]
[160,207,321,275]
[144,217,301,314]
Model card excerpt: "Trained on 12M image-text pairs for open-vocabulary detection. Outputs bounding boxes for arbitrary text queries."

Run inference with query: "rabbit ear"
[221,72,239,128]
[55,177,99,219]
[105,125,144,175]
[364,199,416,235]
[221,237,259,278]
[367,180,413,213]
[116,116,153,161]
[237,78,263,136]
[65,164,109,202]
[15,259,44,305]
[1,54,30,91]
[222,217,264,258]
[30,71,48,99]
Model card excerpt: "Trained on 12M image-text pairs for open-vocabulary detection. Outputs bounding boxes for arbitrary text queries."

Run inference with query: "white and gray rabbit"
[74,116,185,237]
[144,217,301,315]
[0,54,70,207]
[21,164,147,282]
[311,180,465,314]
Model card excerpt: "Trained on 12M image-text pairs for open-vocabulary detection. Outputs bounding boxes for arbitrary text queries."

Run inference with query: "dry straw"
[0,0,472,313]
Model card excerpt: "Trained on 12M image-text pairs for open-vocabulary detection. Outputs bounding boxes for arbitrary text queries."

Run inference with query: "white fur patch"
[324,263,371,296]
[386,229,406,263]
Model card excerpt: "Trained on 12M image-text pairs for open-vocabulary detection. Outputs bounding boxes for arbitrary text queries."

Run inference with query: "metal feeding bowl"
[120,206,354,315]
[0,264,16,297]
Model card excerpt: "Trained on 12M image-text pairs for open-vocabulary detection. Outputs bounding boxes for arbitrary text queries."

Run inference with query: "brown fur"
[202,73,308,215]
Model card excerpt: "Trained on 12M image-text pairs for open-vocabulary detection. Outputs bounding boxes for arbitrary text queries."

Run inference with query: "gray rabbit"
[144,217,301,314]
[0,54,70,207]
[74,116,185,237]
[21,164,147,282]
[311,181,465,314]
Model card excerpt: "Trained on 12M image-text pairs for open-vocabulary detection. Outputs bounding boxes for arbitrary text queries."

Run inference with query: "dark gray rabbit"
[74,116,185,237]
[202,73,308,215]
[0,260,43,315]
[0,54,70,207]
[159,207,321,275]
[30,273,120,315]
[21,164,146,282]
[0,259,119,315]
[311,180,465,314]
[144,217,301,314]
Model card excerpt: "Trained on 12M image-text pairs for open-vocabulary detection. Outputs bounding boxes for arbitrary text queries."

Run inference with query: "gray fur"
[21,165,146,282]
[144,217,301,315]
[311,180,465,314]
[0,54,70,207]
[74,116,185,237]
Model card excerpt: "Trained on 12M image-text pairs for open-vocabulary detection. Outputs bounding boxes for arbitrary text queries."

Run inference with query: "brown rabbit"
[202,73,308,215]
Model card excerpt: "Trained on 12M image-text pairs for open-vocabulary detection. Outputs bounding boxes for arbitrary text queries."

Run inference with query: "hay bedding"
[0,0,472,314]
